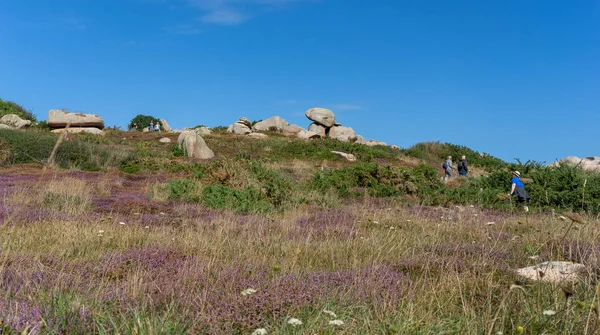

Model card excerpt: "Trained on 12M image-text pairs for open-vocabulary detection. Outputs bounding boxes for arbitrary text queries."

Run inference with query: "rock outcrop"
[160,119,172,132]
[48,110,104,129]
[227,117,252,135]
[283,124,304,135]
[51,128,105,136]
[0,124,12,130]
[297,129,321,140]
[328,126,356,143]
[551,156,600,172]
[0,114,31,129]
[177,130,215,160]
[305,108,335,128]
[308,123,327,137]
[252,116,289,132]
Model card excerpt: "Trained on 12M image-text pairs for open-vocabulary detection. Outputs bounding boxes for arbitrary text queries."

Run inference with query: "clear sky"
[1,0,598,163]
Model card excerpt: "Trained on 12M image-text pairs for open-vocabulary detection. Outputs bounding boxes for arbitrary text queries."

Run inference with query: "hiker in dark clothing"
[458,155,469,176]
[510,171,531,212]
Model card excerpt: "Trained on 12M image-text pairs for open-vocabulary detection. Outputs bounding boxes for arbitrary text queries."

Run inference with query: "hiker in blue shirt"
[510,171,531,212]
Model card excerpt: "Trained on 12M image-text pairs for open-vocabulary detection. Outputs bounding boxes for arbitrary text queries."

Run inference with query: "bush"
[404,142,507,172]
[0,98,36,121]
[128,115,161,131]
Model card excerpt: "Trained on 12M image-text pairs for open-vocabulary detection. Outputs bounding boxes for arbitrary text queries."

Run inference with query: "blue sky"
[1,0,598,163]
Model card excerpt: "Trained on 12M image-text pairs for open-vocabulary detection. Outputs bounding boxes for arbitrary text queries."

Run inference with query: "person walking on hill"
[442,156,453,182]
[148,121,154,132]
[154,122,160,132]
[510,171,531,212]
[458,155,469,176]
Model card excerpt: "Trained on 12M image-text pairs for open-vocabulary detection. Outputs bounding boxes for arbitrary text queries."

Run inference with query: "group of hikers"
[442,155,530,212]
[131,121,161,132]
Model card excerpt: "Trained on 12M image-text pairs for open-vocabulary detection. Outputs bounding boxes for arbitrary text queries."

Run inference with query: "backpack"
[442,161,448,170]
[458,161,464,170]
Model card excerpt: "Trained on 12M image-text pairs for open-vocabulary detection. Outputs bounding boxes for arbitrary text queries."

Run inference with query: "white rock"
[51,127,105,135]
[238,117,252,128]
[252,116,289,132]
[194,127,212,136]
[515,261,587,283]
[0,114,31,129]
[331,150,357,161]
[329,125,356,142]
[0,124,12,130]
[160,119,172,132]
[227,123,252,135]
[551,156,600,172]
[308,123,327,137]
[390,144,400,150]
[159,137,171,143]
[283,124,304,135]
[364,140,387,147]
[48,109,104,129]
[177,130,215,160]
[305,107,336,127]
[296,129,321,139]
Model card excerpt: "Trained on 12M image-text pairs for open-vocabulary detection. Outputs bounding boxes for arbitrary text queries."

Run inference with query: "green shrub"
[0,98,36,121]
[201,184,273,214]
[404,142,507,171]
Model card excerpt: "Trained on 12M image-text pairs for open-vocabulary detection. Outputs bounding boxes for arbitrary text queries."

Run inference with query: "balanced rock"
[160,119,172,132]
[516,261,588,283]
[252,116,289,132]
[551,156,600,172]
[305,107,335,127]
[297,129,321,140]
[308,123,327,137]
[283,124,304,135]
[159,137,171,143]
[227,117,252,135]
[329,125,356,143]
[51,127,105,135]
[0,114,31,129]
[331,151,357,162]
[48,110,104,129]
[238,117,252,128]
[177,130,214,160]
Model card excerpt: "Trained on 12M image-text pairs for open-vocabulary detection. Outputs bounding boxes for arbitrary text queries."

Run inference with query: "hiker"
[132,122,138,131]
[154,122,160,132]
[510,171,531,212]
[149,121,154,132]
[442,155,453,182]
[458,155,469,176]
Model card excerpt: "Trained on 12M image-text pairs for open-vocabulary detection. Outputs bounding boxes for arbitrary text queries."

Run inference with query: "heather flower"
[287,318,303,326]
[252,328,267,335]
[543,310,556,316]
[329,320,344,326]
[241,288,257,296]
[323,309,337,318]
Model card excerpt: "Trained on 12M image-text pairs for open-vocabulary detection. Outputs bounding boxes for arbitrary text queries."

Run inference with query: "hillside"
[1,108,600,334]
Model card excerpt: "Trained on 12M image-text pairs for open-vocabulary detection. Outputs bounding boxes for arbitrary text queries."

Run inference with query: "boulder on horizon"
[305,107,335,128]
[48,110,104,129]
[252,116,289,132]
[0,114,31,129]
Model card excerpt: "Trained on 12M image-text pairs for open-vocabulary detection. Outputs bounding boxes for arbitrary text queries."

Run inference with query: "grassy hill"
[0,124,599,334]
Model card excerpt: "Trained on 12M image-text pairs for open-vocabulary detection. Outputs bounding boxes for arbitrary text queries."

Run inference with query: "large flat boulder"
[177,130,215,160]
[252,116,289,132]
[305,107,335,127]
[297,129,321,139]
[51,127,105,135]
[227,123,252,135]
[0,114,31,129]
[48,110,104,129]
